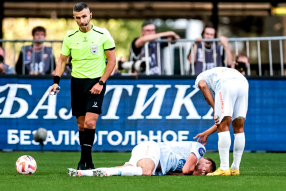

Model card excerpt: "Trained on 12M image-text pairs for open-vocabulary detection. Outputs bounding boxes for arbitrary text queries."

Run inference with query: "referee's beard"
[78,18,91,31]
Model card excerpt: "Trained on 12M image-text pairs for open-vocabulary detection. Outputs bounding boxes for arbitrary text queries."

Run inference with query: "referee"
[49,2,116,170]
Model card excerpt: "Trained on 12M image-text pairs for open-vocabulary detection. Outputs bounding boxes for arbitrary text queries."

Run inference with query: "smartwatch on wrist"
[98,80,105,85]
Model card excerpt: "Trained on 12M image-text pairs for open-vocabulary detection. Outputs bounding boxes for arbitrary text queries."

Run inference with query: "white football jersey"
[157,141,206,175]
[195,67,247,95]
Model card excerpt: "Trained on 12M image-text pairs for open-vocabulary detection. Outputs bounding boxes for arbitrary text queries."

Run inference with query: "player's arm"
[198,80,214,109]
[193,124,217,145]
[135,31,180,48]
[182,153,197,175]
[49,54,68,94]
[198,80,220,124]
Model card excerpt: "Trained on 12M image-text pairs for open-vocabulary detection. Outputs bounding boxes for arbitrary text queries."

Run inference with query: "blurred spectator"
[128,20,180,75]
[188,24,232,75]
[0,47,15,74]
[234,52,248,75]
[62,55,72,76]
[111,57,124,76]
[15,26,55,75]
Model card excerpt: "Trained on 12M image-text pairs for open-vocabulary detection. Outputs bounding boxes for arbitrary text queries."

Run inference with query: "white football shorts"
[125,141,160,175]
[215,79,249,123]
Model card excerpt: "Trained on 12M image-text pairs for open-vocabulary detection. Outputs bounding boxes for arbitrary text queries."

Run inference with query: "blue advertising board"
[0,77,285,151]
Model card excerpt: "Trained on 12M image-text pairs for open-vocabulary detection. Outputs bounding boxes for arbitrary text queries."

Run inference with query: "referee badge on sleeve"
[91,45,98,55]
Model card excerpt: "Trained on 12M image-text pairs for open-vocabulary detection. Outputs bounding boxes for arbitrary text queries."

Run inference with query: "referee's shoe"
[77,164,85,170]
[85,164,95,170]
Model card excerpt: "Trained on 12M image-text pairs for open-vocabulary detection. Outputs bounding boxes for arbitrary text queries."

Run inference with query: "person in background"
[188,23,233,75]
[234,52,248,75]
[15,26,55,75]
[62,56,72,76]
[0,46,15,74]
[129,20,180,75]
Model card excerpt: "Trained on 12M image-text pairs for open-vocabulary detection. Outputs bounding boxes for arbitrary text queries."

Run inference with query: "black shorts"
[71,77,106,117]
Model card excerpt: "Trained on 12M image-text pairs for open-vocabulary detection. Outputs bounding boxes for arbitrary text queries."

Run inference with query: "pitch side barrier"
[0,39,62,75]
[146,36,286,76]
[0,75,285,152]
[1,36,286,76]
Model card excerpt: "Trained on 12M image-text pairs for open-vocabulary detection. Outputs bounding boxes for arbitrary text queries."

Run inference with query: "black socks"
[78,130,85,165]
[79,129,95,166]
[79,131,84,146]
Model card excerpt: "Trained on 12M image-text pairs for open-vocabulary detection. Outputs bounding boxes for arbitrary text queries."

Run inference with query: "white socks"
[78,170,94,176]
[218,131,245,171]
[218,131,231,170]
[108,166,143,176]
[91,166,143,176]
[231,132,245,170]
[77,167,143,177]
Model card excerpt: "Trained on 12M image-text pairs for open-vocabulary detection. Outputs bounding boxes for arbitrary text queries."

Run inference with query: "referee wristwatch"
[98,80,105,85]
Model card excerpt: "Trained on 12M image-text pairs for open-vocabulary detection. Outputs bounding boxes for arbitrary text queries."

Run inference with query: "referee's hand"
[49,84,60,95]
[90,83,103,94]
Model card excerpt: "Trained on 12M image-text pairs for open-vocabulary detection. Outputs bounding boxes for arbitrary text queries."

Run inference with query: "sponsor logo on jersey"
[175,159,186,171]
[199,147,205,157]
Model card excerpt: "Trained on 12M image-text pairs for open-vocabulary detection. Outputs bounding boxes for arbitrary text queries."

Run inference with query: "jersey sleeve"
[61,33,70,56]
[190,143,206,164]
[194,73,204,88]
[103,29,115,50]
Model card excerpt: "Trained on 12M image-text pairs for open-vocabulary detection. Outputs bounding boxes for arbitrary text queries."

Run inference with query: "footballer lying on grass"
[68,141,216,177]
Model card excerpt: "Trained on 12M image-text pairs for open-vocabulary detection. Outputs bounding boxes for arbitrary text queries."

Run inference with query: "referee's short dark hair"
[73,2,89,12]
[32,26,46,37]
[142,20,154,29]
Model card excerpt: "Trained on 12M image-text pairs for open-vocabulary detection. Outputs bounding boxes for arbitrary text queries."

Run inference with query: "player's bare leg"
[230,118,245,175]
[76,116,85,170]
[207,116,231,176]
[137,158,155,176]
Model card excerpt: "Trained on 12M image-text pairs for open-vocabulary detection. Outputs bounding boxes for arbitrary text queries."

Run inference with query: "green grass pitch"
[0,151,285,191]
